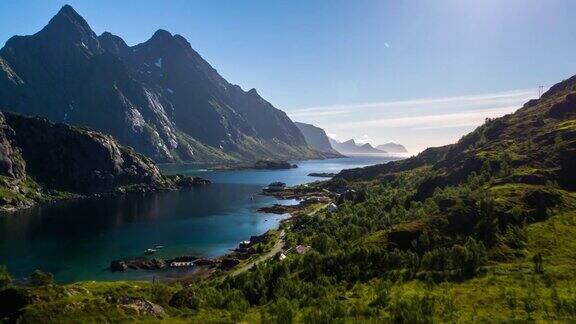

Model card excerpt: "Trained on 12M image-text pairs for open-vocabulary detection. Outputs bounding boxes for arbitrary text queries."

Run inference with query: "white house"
[327,203,338,213]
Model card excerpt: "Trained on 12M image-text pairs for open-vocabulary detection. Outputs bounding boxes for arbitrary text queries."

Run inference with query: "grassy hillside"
[2,75,576,322]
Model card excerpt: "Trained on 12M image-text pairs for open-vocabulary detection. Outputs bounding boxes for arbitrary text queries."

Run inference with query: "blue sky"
[1,0,576,152]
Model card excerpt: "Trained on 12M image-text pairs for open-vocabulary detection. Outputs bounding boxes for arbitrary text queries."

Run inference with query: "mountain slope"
[336,76,576,189]
[294,122,342,156]
[0,112,171,212]
[0,5,321,163]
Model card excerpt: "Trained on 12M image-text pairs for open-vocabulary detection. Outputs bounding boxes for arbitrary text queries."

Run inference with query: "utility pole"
[538,85,544,98]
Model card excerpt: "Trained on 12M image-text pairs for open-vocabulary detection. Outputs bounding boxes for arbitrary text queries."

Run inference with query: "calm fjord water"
[0,155,397,283]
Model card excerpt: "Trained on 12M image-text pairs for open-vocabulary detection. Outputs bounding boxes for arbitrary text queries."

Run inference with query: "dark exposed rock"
[105,295,164,316]
[308,172,336,178]
[548,93,576,119]
[258,204,301,214]
[249,232,271,245]
[3,113,167,194]
[219,258,240,270]
[194,258,216,266]
[110,260,128,272]
[167,174,211,187]
[121,258,167,271]
[294,122,343,156]
[252,160,297,170]
[0,112,172,212]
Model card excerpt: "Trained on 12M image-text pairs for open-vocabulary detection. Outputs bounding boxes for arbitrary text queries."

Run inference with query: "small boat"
[144,248,157,255]
[155,245,164,249]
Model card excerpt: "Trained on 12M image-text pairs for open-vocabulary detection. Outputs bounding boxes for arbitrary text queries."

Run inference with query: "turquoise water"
[0,155,397,283]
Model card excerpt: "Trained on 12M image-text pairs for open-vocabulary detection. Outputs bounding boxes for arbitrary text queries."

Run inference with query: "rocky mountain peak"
[149,29,175,43]
[98,31,129,57]
[37,4,99,52]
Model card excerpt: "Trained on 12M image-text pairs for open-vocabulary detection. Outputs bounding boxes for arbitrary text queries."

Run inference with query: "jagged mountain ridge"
[0,5,322,163]
[329,138,385,154]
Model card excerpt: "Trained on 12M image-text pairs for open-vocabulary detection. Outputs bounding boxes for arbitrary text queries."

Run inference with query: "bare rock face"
[3,112,166,194]
[0,112,171,211]
[105,295,165,317]
[0,113,25,178]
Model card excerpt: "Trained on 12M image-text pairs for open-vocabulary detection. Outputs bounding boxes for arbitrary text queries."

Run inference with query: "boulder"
[219,258,240,270]
[110,260,128,272]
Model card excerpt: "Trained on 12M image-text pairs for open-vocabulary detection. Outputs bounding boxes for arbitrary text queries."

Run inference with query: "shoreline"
[0,175,211,215]
[107,183,333,283]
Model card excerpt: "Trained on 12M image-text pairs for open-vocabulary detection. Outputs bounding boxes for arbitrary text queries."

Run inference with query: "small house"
[327,203,338,213]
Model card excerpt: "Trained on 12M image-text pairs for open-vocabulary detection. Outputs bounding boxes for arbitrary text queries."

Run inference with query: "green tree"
[270,298,295,324]
[533,253,544,274]
[29,270,54,286]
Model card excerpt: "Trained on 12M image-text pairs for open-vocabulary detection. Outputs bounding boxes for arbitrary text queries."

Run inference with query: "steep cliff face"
[0,113,25,179]
[294,122,342,156]
[0,112,170,212]
[0,5,321,163]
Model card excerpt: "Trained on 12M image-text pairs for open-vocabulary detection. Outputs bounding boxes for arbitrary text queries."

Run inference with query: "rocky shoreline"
[0,112,213,214]
[109,231,274,274]
[209,160,298,171]
[0,174,211,214]
[308,172,336,178]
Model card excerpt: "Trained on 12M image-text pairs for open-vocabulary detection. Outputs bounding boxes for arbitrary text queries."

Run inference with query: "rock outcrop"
[294,122,342,157]
[0,112,203,212]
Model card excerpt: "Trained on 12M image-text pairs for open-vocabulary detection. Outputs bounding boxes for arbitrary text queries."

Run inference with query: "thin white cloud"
[289,88,536,118]
[328,106,517,131]
[354,134,373,144]
[289,88,539,154]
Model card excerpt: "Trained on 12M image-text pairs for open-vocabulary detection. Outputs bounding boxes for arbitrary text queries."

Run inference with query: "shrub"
[150,283,173,306]
[169,288,200,310]
[389,292,435,323]
[0,265,12,290]
[29,270,54,286]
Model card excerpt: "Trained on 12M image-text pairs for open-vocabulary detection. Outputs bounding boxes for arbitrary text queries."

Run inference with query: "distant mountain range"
[294,122,342,157]
[327,138,408,155]
[376,142,408,153]
[0,5,325,163]
[329,138,382,154]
